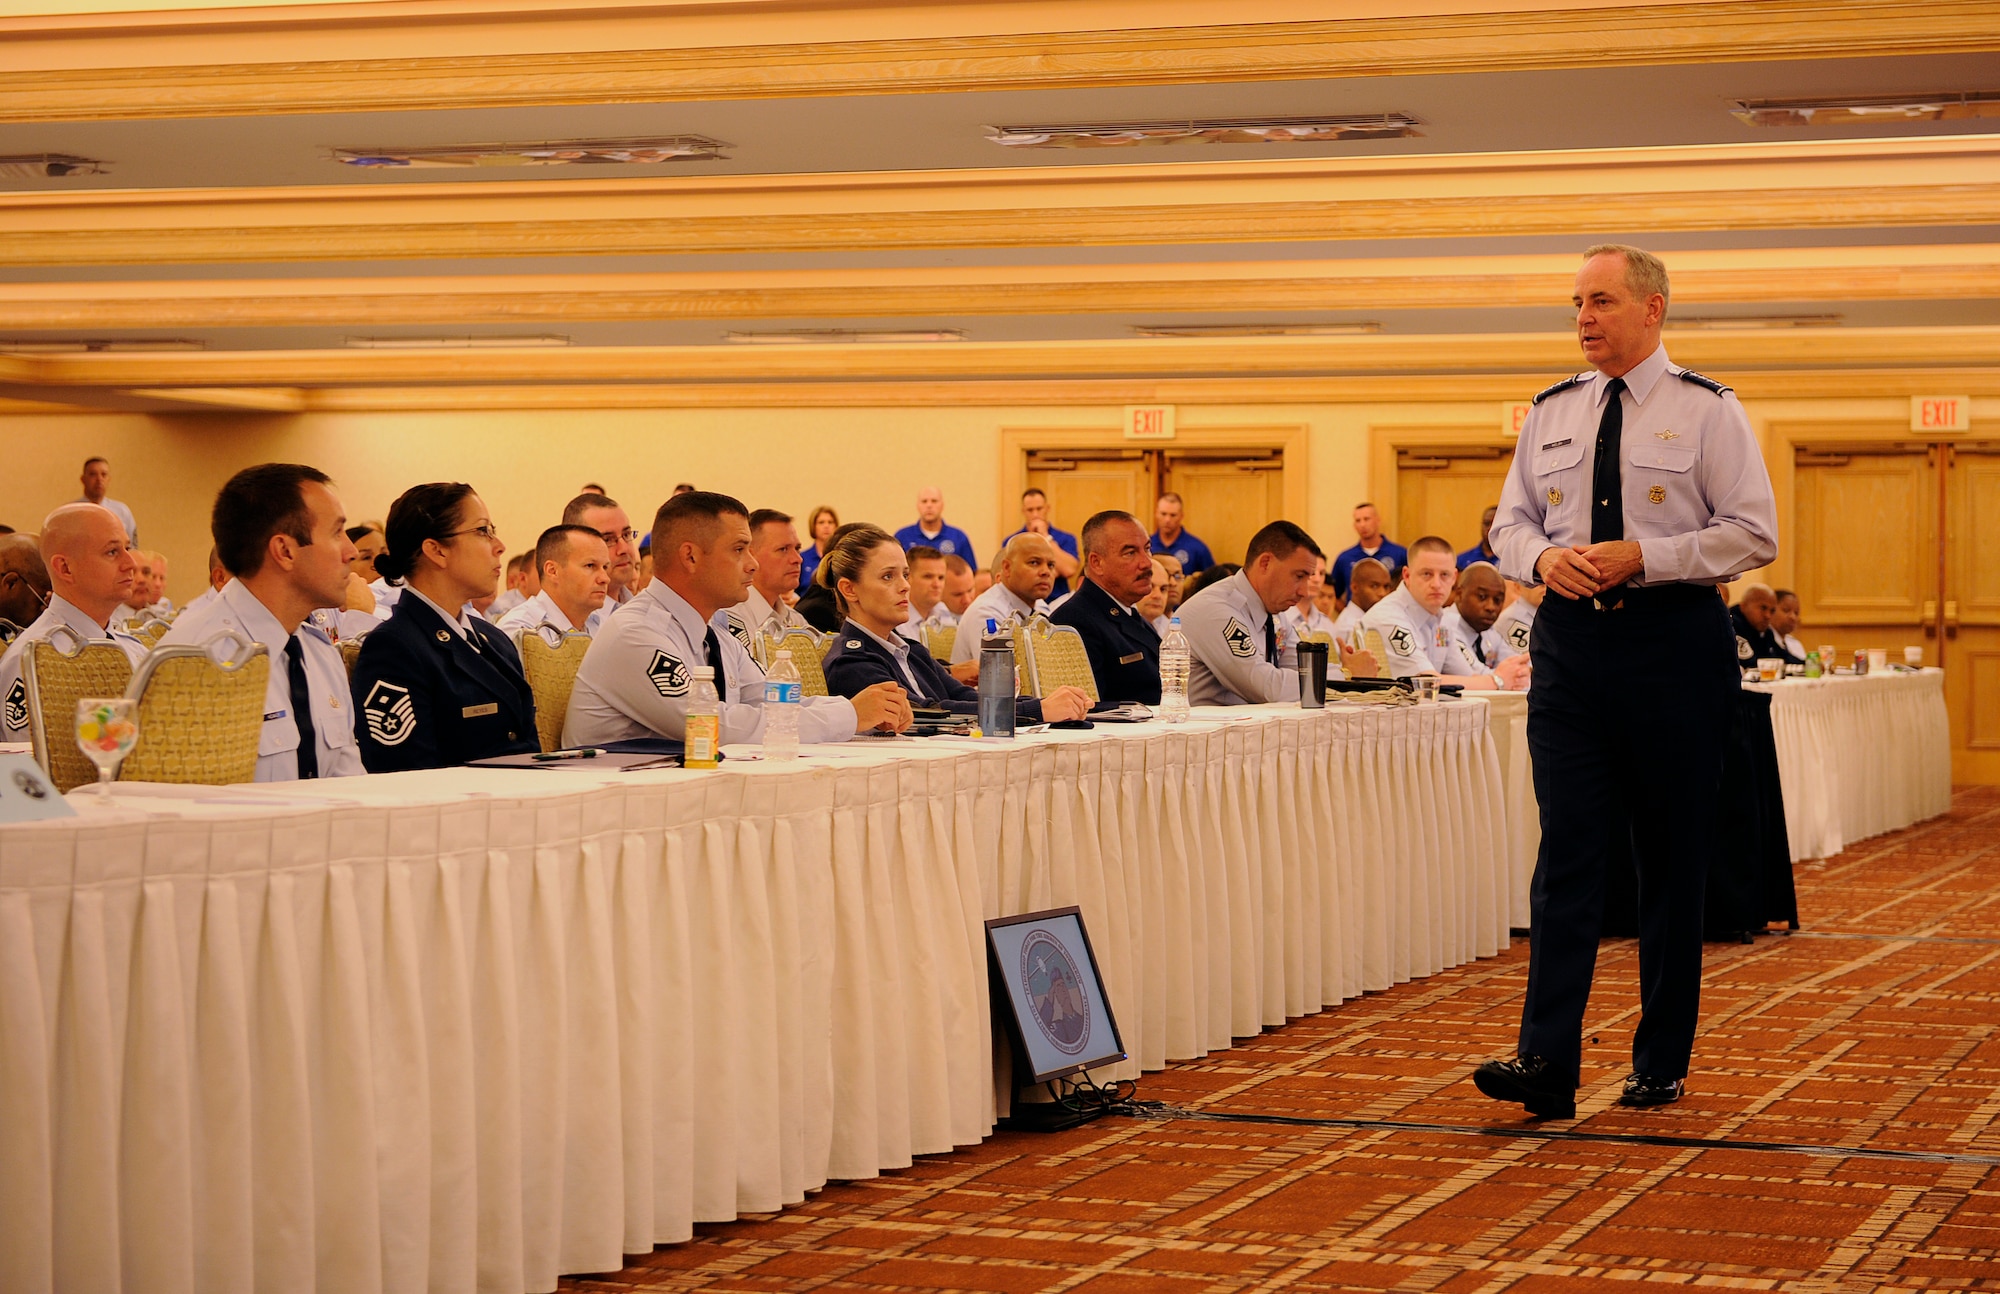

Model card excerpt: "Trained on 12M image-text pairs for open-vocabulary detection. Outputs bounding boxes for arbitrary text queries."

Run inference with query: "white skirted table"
[1744,668,1953,862]
[0,699,1508,1294]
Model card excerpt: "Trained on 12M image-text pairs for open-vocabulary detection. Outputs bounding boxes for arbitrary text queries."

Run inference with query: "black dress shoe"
[1472,1056,1576,1119]
[1618,1073,1685,1107]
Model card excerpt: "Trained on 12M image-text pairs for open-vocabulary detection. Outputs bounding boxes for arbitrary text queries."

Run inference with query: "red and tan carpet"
[564,787,2000,1292]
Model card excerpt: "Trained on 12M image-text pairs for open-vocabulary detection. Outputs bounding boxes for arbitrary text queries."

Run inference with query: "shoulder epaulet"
[1531,373,1587,405]
[1675,368,1732,396]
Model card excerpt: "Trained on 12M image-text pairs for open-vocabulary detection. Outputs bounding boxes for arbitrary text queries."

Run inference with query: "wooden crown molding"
[1,2,1992,120]
[5,244,1996,329]
[1,138,1991,267]
[9,325,1995,390]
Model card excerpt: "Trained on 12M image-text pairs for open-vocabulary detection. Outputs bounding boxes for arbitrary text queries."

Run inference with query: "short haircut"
[943,554,972,576]
[1080,509,1141,556]
[0,525,13,535]
[1583,242,1672,311]
[1157,492,1183,506]
[1408,535,1455,560]
[211,462,332,579]
[562,492,619,525]
[375,482,475,585]
[1022,487,1047,501]
[505,552,529,576]
[1183,563,1239,599]
[83,456,107,471]
[747,508,792,535]
[535,523,601,574]
[1353,501,1377,512]
[1244,520,1323,566]
[344,523,379,544]
[1351,557,1389,580]
[207,546,225,576]
[907,545,944,566]
[651,489,747,557]
[1774,587,1798,603]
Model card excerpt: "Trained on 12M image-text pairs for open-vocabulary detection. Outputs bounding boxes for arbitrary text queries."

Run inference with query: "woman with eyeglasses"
[350,482,539,771]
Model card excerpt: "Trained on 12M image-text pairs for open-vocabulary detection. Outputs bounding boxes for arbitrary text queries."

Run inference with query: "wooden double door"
[1792,439,2000,783]
[1022,446,1284,570]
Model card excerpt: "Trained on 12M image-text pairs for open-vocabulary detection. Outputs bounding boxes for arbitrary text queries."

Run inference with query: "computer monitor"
[985,906,1126,1084]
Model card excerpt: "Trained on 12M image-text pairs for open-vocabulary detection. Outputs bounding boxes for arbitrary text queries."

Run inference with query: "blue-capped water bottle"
[977,617,1016,738]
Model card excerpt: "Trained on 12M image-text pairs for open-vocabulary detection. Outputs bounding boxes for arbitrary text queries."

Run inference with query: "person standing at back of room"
[1473,243,1777,1119]
[1330,502,1408,599]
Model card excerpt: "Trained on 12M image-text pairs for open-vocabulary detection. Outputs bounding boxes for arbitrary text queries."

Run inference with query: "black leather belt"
[1582,583,1723,613]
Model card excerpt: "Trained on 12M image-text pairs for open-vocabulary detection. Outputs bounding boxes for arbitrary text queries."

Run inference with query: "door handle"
[1923,599,1938,638]
[1946,600,1960,639]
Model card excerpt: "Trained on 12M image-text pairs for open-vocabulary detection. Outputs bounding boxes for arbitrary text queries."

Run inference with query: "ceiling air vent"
[988,115,1419,149]
[332,137,729,169]
[0,154,107,179]
[1732,93,1999,127]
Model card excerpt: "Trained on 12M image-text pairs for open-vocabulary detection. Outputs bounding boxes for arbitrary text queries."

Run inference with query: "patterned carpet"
[564,787,2000,1293]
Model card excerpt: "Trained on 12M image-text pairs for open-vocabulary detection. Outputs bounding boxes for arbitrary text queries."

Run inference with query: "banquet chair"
[922,622,957,662]
[118,631,269,785]
[134,619,173,649]
[1356,629,1390,679]
[519,627,593,752]
[23,625,137,792]
[1025,621,1099,703]
[769,629,829,697]
[0,617,23,647]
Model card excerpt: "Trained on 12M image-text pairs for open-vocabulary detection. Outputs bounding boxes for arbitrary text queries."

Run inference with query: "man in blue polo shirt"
[1331,501,1408,598]
[895,486,977,571]
[1149,492,1214,574]
[999,487,1080,599]
[1457,505,1500,570]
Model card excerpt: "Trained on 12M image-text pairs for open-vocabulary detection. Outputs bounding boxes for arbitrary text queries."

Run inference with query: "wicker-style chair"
[0,618,24,647]
[519,627,593,752]
[1356,628,1390,679]
[24,626,138,792]
[768,629,828,697]
[921,622,957,663]
[118,632,269,785]
[133,619,174,649]
[1024,621,1098,702]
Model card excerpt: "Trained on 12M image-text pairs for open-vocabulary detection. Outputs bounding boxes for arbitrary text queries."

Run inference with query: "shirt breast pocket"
[1533,440,1588,478]
[1629,442,1697,475]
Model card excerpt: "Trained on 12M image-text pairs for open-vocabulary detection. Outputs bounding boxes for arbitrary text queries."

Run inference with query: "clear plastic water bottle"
[1159,616,1191,723]
[685,666,722,768]
[763,650,802,761]
[977,617,1016,738]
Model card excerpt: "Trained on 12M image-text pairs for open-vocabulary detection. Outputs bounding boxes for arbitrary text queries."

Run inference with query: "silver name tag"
[1540,437,1572,450]
[462,702,499,718]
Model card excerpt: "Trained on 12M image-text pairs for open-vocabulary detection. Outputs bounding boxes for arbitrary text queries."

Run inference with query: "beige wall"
[0,393,1866,604]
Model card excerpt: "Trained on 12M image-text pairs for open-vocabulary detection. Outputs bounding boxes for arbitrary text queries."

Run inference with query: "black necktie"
[285,635,318,779]
[1592,376,1627,544]
[703,625,727,694]
[1264,617,1278,667]
[1472,633,1489,666]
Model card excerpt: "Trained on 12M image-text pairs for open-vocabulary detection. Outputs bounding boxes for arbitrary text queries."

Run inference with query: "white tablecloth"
[0,700,1507,1294]
[1745,669,1952,862]
[1472,693,1535,930]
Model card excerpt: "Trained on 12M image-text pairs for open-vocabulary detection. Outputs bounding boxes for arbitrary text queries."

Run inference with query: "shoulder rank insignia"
[1676,369,1732,396]
[3,677,26,731]
[845,640,861,649]
[1737,635,1754,662]
[1531,373,1587,405]
[1222,617,1256,658]
[1387,625,1415,656]
[362,680,417,747]
[645,648,690,698]
[1506,623,1531,650]
[725,616,750,648]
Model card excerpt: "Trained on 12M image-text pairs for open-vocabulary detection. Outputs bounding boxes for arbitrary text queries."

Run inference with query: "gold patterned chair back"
[519,627,593,752]
[770,629,828,697]
[337,635,367,679]
[1357,628,1389,679]
[134,619,173,648]
[1024,618,1098,702]
[1302,630,1333,648]
[921,622,957,663]
[119,631,269,785]
[25,626,138,792]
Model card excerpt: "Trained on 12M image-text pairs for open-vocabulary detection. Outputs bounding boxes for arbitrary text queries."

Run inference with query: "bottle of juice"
[685,666,721,768]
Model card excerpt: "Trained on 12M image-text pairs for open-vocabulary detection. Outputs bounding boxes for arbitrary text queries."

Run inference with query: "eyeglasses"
[2,573,49,612]
[445,524,501,543]
[599,528,639,545]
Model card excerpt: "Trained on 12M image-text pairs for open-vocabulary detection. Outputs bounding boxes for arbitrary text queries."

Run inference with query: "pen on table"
[532,747,604,761]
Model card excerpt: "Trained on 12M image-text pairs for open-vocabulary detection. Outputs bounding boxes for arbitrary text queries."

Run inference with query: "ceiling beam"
[1,138,1992,268]
[1,1,1993,121]
[4,245,1996,329]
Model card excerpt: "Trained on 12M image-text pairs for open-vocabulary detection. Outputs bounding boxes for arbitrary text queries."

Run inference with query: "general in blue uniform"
[1049,573,1160,704]
[1476,245,1777,1119]
[351,588,539,771]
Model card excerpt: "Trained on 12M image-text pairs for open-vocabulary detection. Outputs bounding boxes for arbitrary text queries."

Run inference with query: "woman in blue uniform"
[818,524,1092,723]
[351,482,539,771]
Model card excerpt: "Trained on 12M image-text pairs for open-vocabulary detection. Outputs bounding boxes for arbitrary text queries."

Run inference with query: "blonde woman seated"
[819,525,1094,723]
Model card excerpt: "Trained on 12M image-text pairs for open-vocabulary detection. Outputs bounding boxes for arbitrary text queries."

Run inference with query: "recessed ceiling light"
[1668,314,1845,330]
[332,137,728,169]
[344,335,571,348]
[1132,322,1384,338]
[988,115,1420,149]
[0,154,108,179]
[1732,93,1999,127]
[0,338,201,352]
[723,329,967,344]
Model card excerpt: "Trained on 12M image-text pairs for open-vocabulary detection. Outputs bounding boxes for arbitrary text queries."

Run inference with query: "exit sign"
[1123,405,1176,440]
[1912,395,1971,433]
[1502,402,1532,436]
